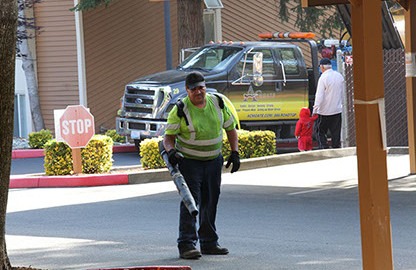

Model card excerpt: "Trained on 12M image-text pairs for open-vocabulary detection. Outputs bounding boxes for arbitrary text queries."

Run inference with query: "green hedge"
[44,135,113,175]
[105,129,126,143]
[140,130,276,170]
[28,129,53,149]
[139,137,165,169]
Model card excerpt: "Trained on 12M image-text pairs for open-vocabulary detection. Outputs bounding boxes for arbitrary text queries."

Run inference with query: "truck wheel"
[134,139,141,155]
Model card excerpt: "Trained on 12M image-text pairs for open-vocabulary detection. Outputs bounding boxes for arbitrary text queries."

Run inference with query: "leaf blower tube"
[158,141,199,217]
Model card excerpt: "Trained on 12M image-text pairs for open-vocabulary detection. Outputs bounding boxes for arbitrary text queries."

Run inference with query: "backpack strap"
[175,94,224,126]
[175,99,189,126]
[212,93,224,109]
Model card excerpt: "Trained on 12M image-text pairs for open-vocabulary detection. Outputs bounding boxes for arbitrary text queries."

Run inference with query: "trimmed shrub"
[44,140,73,175]
[44,135,113,175]
[140,130,276,170]
[222,130,276,159]
[139,137,165,170]
[105,129,126,143]
[82,135,113,174]
[28,129,53,149]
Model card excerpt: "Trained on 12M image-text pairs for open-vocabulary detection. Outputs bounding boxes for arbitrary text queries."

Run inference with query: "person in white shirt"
[313,58,344,149]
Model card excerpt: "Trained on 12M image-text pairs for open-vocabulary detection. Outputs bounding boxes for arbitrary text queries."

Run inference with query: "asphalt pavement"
[6,148,416,270]
[11,151,141,175]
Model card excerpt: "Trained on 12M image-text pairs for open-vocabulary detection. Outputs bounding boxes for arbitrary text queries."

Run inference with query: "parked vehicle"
[116,32,320,150]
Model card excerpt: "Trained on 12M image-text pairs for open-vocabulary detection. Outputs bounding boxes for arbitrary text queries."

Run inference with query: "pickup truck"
[116,32,320,149]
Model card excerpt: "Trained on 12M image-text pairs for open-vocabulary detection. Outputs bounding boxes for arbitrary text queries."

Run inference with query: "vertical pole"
[74,0,88,106]
[214,8,222,42]
[351,1,393,269]
[405,1,416,173]
[164,0,173,70]
[337,49,349,147]
[72,148,82,174]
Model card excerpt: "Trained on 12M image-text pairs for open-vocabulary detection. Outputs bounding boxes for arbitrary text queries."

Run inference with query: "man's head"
[319,58,332,72]
[185,71,206,106]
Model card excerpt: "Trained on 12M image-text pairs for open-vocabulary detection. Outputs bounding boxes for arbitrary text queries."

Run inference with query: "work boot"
[200,244,229,255]
[179,246,202,260]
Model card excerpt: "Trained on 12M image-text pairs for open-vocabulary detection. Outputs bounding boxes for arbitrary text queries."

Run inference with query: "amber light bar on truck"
[258,31,316,40]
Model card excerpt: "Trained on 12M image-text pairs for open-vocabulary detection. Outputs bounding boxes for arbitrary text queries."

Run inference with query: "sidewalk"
[9,146,411,189]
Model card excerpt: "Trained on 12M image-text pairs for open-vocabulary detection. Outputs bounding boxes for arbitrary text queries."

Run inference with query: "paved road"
[6,155,416,270]
[11,152,141,175]
[10,149,298,175]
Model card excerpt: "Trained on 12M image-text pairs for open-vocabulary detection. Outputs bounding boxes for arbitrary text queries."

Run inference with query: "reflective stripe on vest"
[224,114,235,129]
[176,144,222,158]
[177,94,224,158]
[166,123,180,132]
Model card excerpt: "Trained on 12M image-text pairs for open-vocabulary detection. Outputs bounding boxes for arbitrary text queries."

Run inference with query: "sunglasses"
[189,86,206,92]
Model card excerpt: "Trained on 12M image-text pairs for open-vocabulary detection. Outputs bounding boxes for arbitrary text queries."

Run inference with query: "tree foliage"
[278,0,344,39]
[71,0,113,11]
[17,0,41,52]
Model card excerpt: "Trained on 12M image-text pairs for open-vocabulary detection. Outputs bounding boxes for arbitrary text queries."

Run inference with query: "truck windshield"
[178,46,243,72]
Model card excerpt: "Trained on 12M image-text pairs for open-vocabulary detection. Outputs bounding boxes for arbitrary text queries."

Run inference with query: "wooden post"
[351,1,393,269]
[72,148,82,174]
[405,1,416,173]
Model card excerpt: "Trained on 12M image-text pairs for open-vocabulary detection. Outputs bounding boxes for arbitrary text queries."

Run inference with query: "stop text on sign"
[57,105,95,149]
[61,119,93,135]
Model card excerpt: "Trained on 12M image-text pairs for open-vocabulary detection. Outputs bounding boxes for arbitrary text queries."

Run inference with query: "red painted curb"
[12,149,45,159]
[88,267,192,270]
[9,173,129,189]
[12,144,136,159]
[113,144,137,153]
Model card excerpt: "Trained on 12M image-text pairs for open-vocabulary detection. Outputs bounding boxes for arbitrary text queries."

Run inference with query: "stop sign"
[59,105,95,148]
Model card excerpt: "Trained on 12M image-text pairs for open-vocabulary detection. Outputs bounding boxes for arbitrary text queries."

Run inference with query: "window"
[14,94,28,137]
[203,10,215,43]
[204,0,223,9]
[178,46,242,71]
[277,48,299,75]
[236,49,276,77]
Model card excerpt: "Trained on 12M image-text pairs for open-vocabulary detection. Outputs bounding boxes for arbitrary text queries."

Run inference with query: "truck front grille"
[123,84,164,116]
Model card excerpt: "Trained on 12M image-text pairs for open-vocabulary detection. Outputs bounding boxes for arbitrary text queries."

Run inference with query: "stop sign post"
[59,105,95,173]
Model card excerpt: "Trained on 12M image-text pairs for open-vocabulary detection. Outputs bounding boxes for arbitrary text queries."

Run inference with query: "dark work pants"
[315,113,342,149]
[177,154,223,251]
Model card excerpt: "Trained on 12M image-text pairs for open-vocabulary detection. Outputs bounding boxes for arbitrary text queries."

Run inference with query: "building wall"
[221,0,293,41]
[221,0,338,65]
[33,0,335,133]
[34,0,80,131]
[83,0,179,132]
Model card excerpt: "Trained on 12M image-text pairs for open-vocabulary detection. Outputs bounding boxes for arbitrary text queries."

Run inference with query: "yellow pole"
[405,1,416,173]
[351,0,393,269]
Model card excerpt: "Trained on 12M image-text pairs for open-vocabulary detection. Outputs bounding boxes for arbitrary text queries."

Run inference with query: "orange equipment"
[258,32,316,40]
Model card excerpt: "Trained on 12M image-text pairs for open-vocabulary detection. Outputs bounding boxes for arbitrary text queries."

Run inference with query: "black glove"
[225,151,240,173]
[168,149,183,167]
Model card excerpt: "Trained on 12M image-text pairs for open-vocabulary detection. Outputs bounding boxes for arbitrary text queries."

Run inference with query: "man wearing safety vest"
[163,71,240,260]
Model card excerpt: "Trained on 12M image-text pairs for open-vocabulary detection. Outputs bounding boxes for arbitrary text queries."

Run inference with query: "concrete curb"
[10,146,408,189]
[127,147,358,185]
[10,173,129,188]
[11,144,137,159]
